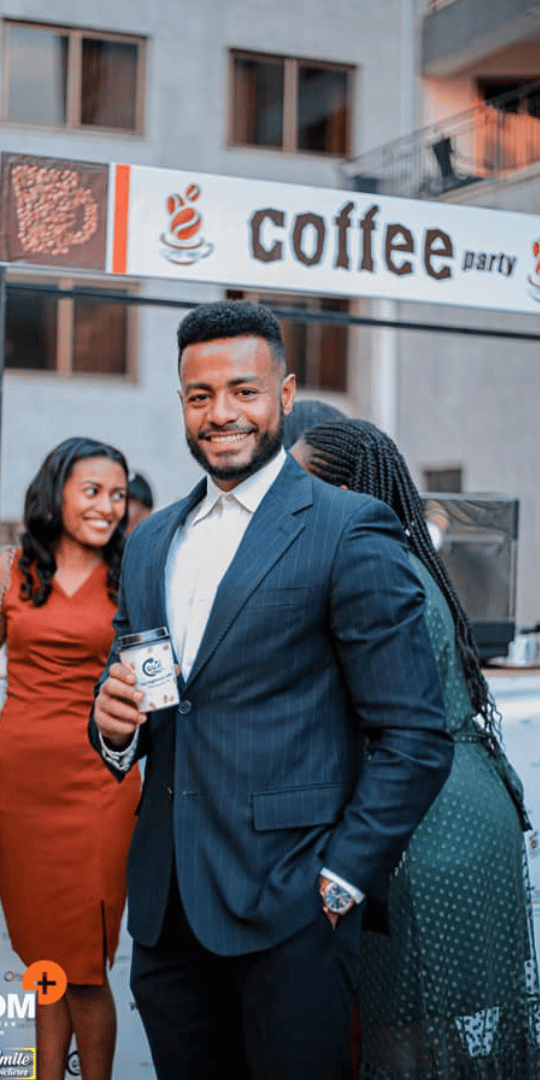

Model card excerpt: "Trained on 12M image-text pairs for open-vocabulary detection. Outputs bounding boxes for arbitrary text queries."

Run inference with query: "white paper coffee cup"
[118,627,179,712]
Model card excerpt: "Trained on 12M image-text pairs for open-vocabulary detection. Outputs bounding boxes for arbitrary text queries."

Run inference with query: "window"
[5,278,137,377]
[230,51,353,156]
[478,80,540,116]
[2,20,145,132]
[227,290,349,392]
[423,468,462,493]
[476,79,540,174]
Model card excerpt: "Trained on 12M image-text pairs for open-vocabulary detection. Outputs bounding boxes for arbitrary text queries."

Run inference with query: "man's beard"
[186,411,284,484]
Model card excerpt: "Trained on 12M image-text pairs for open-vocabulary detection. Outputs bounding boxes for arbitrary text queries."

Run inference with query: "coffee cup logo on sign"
[527,239,540,302]
[11,165,98,258]
[160,184,213,265]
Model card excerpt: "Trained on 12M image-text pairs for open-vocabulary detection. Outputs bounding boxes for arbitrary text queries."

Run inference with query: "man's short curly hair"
[177,300,286,372]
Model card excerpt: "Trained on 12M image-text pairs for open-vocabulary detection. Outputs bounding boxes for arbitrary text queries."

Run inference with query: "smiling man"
[180,329,292,486]
[90,300,452,1080]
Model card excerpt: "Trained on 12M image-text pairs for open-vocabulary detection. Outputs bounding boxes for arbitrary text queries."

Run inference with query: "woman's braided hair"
[300,418,499,740]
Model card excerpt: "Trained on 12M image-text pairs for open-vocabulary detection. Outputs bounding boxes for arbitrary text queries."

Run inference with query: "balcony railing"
[341,79,540,200]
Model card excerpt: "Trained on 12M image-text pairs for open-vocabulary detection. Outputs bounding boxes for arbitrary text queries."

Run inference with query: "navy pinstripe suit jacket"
[89,453,452,956]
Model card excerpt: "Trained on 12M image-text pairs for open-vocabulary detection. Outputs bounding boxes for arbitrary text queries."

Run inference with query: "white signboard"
[109,163,540,314]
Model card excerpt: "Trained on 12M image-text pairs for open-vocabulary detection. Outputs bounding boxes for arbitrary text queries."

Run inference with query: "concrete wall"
[395,163,540,626]
[0,0,409,184]
[0,0,411,520]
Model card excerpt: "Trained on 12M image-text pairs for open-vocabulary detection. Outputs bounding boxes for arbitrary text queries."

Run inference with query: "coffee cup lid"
[117,627,170,650]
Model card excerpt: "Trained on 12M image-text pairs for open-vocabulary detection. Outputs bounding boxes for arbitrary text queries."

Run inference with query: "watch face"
[324,883,351,913]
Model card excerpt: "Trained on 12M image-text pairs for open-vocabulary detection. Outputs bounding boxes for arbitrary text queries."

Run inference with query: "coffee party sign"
[2,152,540,314]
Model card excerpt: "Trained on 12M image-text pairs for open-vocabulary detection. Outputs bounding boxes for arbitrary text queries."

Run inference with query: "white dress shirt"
[165,448,287,679]
[101,447,363,905]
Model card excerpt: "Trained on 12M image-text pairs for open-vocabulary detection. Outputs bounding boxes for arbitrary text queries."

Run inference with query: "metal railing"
[340,79,540,200]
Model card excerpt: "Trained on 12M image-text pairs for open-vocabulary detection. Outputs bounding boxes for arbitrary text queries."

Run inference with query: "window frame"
[422,467,463,494]
[226,287,350,393]
[228,49,354,157]
[1,18,146,134]
[4,272,139,381]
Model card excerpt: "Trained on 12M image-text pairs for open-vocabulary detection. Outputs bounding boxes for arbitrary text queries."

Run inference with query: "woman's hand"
[94,661,147,749]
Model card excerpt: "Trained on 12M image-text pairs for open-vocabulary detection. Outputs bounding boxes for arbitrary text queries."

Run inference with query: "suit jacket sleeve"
[88,561,151,780]
[324,497,453,901]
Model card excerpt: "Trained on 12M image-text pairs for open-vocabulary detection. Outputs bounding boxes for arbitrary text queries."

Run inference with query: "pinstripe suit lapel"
[185,458,312,688]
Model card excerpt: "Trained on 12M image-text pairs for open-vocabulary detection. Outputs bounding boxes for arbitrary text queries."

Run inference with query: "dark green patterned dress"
[359,554,540,1080]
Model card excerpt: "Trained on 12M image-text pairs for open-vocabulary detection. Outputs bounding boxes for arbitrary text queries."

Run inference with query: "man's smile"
[201,430,255,445]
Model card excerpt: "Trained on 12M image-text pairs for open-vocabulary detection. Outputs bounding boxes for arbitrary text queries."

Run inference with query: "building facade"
[345,0,540,628]
[1,0,540,625]
[1,0,409,517]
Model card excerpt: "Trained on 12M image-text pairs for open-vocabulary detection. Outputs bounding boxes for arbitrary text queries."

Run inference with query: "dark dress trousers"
[89,454,452,1078]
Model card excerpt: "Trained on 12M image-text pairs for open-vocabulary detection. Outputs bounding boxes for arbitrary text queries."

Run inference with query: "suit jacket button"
[166,785,173,800]
[179,700,192,715]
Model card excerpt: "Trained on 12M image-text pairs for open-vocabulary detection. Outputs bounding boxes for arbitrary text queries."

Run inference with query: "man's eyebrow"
[228,375,264,386]
[184,375,264,392]
[184,381,213,392]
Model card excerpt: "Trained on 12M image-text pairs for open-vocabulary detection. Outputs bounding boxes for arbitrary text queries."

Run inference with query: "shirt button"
[178,700,192,715]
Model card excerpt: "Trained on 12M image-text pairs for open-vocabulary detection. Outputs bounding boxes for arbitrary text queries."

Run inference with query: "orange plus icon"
[22,961,67,1005]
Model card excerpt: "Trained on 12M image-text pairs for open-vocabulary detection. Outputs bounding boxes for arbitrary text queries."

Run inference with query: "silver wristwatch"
[320,880,354,913]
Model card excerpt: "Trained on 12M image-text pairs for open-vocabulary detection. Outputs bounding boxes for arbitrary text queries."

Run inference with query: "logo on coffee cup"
[142,657,163,678]
[160,184,213,265]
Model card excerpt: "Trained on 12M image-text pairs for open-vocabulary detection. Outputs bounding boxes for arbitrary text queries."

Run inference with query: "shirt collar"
[192,447,287,524]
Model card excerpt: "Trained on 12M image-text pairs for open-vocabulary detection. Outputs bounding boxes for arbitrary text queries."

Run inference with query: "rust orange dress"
[0,554,140,984]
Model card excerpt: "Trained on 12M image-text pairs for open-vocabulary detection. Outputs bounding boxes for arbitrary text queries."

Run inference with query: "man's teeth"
[208,433,250,442]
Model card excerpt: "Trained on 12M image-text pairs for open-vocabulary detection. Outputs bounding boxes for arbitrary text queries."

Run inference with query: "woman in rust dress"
[0,438,141,1080]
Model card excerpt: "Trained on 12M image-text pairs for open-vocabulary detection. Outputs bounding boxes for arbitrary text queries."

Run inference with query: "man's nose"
[207,391,239,426]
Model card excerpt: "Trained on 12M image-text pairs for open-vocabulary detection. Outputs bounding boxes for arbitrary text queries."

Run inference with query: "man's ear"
[281,372,296,416]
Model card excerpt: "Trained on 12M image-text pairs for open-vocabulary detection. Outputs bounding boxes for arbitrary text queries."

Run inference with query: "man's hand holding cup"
[94,661,148,750]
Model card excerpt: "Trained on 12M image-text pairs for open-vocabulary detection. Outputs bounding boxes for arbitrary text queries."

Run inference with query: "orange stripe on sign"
[112,164,130,274]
